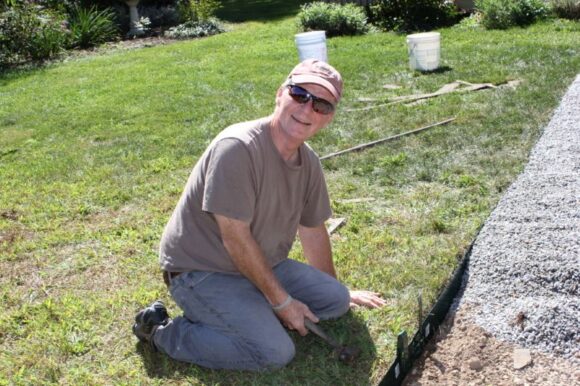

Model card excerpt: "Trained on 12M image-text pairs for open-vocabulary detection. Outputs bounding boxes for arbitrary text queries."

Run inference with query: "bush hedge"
[297,2,370,37]
[551,0,580,20]
[368,0,458,32]
[0,3,69,67]
[476,0,550,29]
[177,0,222,22]
[0,0,230,67]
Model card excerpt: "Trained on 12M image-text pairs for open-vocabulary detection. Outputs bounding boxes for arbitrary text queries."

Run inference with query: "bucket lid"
[295,30,326,40]
[406,32,440,42]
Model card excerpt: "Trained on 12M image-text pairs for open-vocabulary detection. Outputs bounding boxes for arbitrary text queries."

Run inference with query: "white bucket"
[295,31,328,62]
[406,32,440,72]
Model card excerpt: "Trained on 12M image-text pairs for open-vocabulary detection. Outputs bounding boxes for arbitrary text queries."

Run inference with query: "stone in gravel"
[513,348,532,369]
[468,357,483,370]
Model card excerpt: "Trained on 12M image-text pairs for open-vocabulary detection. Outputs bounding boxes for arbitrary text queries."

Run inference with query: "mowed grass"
[1,8,579,385]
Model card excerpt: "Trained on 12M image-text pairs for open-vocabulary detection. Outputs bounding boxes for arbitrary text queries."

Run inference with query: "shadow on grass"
[136,312,377,385]
[0,63,49,87]
[413,65,453,75]
[216,0,309,22]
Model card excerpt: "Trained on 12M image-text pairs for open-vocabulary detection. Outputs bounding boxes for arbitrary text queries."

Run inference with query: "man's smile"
[291,115,311,126]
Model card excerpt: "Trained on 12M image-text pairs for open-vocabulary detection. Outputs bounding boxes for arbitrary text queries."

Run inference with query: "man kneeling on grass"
[133,59,386,370]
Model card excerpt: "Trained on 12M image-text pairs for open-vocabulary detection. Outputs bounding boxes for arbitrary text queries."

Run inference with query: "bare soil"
[403,304,580,386]
[63,35,179,61]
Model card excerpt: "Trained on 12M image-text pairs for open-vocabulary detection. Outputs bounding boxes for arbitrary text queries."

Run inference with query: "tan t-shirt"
[159,118,332,273]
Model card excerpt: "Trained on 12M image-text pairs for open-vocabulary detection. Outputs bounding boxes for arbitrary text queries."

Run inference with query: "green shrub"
[368,0,458,32]
[177,0,221,22]
[29,15,69,60]
[476,0,513,28]
[0,3,69,67]
[452,12,484,30]
[1,0,17,9]
[297,2,370,37]
[511,0,551,25]
[476,0,550,29]
[163,18,224,39]
[551,0,580,19]
[68,5,118,49]
[36,0,75,13]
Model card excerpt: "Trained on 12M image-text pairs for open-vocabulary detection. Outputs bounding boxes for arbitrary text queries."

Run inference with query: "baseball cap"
[287,59,343,102]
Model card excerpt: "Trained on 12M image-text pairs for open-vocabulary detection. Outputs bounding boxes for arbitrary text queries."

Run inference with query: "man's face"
[274,83,337,144]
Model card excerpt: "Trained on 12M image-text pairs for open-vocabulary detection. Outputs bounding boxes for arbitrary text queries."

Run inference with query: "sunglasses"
[287,84,335,115]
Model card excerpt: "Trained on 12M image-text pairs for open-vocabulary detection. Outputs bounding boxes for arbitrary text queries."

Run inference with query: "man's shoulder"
[215,117,268,145]
[202,118,270,166]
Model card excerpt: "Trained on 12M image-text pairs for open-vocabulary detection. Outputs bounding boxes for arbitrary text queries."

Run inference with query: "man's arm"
[298,223,335,277]
[214,214,318,335]
[298,223,387,309]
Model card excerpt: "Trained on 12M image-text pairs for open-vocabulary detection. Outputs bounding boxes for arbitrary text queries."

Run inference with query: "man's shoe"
[133,300,170,350]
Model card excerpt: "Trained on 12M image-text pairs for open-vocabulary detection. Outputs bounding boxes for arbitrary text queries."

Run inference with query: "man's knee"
[319,281,350,319]
[335,282,351,316]
[258,336,296,370]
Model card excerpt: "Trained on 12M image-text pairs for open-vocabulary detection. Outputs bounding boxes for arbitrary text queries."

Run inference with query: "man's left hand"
[349,290,387,309]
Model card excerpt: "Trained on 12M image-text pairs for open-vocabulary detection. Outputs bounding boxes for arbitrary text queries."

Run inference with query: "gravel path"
[460,74,580,360]
[404,75,579,385]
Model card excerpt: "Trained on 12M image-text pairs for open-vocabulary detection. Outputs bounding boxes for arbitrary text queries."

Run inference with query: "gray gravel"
[457,75,580,361]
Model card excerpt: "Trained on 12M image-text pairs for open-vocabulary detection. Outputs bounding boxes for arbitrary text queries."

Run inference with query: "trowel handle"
[304,319,340,348]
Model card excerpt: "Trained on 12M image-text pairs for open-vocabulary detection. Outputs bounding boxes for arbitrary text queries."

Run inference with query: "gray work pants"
[153,259,350,371]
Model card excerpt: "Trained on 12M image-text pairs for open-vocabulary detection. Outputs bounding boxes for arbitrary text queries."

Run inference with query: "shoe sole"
[132,302,168,345]
[132,321,148,344]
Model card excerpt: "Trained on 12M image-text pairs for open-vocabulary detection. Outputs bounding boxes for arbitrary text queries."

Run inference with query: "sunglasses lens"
[288,86,310,103]
[312,100,334,115]
[288,85,334,115]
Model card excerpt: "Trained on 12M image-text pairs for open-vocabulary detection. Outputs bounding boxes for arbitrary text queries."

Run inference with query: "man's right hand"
[275,298,319,336]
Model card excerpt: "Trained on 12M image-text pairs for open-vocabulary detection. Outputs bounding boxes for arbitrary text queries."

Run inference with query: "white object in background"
[125,0,145,37]
[295,31,328,62]
[407,32,441,71]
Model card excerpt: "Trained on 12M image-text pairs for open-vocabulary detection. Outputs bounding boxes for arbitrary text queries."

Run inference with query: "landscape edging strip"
[379,229,479,385]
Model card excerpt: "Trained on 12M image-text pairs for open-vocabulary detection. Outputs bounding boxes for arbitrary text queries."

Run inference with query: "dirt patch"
[1,209,19,221]
[403,305,580,386]
[100,35,177,51]
[0,238,129,302]
[64,36,179,61]
[0,225,35,249]
[0,229,20,245]
[0,210,23,245]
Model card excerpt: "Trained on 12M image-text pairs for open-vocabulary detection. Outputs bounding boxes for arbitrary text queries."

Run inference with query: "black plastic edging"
[379,235,477,386]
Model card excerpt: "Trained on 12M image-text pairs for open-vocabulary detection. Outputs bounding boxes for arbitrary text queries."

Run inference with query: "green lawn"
[0,6,579,385]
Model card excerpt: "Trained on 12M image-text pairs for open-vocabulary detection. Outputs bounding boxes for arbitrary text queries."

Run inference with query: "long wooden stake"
[346,80,497,112]
[320,117,456,161]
